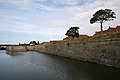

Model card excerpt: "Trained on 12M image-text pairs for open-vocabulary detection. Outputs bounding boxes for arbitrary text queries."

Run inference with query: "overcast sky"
[0,0,120,44]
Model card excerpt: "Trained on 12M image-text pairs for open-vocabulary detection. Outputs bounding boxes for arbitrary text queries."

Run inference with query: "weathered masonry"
[6,39,120,68]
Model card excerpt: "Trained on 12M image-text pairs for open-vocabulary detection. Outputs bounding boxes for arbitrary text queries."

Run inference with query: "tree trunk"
[100,21,103,32]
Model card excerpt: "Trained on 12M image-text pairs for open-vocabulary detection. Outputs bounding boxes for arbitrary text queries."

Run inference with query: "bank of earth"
[7,33,120,68]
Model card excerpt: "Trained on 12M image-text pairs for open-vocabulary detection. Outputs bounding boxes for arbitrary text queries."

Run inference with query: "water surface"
[0,50,120,80]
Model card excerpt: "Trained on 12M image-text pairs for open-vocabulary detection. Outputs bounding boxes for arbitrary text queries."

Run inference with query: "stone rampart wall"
[6,40,120,68]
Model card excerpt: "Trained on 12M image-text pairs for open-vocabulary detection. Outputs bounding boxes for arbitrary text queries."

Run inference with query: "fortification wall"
[6,40,120,68]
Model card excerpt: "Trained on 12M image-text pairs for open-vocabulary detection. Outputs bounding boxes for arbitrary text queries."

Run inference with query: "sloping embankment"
[6,39,120,68]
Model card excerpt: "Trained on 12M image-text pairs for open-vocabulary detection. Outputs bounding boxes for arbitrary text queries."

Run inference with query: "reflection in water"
[6,51,25,56]
[0,50,120,80]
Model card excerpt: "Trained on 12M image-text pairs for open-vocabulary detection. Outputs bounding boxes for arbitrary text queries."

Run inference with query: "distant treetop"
[90,9,116,31]
[65,27,79,38]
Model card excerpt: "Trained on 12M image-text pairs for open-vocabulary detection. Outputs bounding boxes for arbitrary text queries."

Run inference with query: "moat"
[0,50,120,80]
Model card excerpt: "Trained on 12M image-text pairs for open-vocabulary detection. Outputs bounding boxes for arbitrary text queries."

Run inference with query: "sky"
[0,0,120,44]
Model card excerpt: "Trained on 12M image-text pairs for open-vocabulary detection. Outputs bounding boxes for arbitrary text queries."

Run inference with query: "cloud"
[0,0,32,6]
[38,0,120,35]
[0,0,120,44]
[52,0,80,6]
[15,0,120,36]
